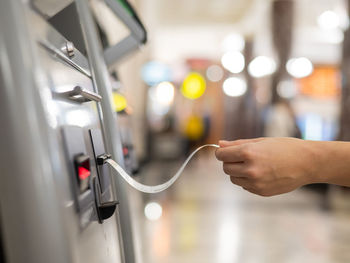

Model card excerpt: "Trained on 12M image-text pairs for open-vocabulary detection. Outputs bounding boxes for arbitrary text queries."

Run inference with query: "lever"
[54,86,102,103]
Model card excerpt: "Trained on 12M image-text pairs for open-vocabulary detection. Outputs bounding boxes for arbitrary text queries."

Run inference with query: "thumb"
[218,138,265,148]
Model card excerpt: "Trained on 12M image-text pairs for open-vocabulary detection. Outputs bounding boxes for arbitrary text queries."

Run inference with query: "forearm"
[308,140,350,187]
[216,138,350,197]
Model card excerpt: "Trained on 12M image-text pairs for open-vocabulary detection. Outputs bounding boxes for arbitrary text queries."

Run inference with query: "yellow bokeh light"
[112,92,127,112]
[184,115,204,140]
[181,72,206,99]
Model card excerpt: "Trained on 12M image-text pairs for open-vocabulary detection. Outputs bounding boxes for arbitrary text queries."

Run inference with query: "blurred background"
[100,0,350,262]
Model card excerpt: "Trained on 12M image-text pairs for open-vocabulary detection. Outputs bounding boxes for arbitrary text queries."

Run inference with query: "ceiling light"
[222,77,247,97]
[286,57,313,78]
[221,51,245,74]
[318,11,340,30]
[221,33,245,52]
[248,56,276,78]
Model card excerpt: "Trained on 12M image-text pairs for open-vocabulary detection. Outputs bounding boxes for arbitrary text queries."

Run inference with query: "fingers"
[218,138,264,148]
[216,143,254,162]
[242,187,258,195]
[216,138,264,162]
[230,177,250,188]
[215,146,245,162]
[222,163,246,177]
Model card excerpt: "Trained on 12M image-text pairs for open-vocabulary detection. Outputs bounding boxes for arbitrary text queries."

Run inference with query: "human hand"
[215,137,317,196]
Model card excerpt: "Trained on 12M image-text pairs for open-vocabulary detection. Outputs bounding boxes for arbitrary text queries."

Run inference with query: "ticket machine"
[0,0,146,262]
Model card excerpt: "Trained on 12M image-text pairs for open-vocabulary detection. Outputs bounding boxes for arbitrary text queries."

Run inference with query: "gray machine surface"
[102,0,147,66]
[0,0,146,262]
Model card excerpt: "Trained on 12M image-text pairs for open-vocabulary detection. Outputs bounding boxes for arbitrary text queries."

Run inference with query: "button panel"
[61,125,97,228]
[74,153,91,193]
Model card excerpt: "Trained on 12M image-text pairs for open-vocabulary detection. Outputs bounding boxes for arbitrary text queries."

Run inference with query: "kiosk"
[0,0,146,262]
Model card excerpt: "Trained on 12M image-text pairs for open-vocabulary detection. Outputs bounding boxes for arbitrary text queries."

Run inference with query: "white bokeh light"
[286,57,313,78]
[221,33,245,52]
[206,65,224,82]
[222,77,247,97]
[148,102,170,116]
[327,29,344,44]
[248,56,276,78]
[155,81,175,105]
[144,202,162,221]
[148,83,174,116]
[318,10,340,30]
[221,51,245,74]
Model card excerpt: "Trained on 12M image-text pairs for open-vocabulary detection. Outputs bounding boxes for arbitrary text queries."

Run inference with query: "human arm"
[215,137,350,196]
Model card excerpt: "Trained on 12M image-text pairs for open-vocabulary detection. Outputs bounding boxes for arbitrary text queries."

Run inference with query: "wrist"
[302,140,325,184]
[311,141,350,186]
[304,140,342,184]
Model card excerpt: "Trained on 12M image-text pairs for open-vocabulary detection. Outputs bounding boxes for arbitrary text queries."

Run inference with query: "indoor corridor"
[3,0,350,262]
[131,152,350,263]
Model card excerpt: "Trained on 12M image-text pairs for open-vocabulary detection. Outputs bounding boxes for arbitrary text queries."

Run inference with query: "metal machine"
[0,0,146,262]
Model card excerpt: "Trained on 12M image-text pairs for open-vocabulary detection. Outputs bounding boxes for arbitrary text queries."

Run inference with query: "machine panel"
[0,0,146,261]
[29,8,122,262]
[61,125,97,228]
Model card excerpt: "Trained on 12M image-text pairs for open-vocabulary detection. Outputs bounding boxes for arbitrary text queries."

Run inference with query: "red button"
[123,147,129,155]
[78,166,91,180]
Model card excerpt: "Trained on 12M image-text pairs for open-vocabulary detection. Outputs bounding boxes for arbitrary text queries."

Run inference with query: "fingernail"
[218,140,227,147]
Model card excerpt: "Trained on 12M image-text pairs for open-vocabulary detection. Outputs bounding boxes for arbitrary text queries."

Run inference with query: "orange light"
[297,66,340,98]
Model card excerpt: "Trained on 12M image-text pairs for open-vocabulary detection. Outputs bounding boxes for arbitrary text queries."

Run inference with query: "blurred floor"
[129,151,350,263]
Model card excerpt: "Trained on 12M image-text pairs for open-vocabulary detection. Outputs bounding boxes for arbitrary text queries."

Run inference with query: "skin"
[215,137,350,197]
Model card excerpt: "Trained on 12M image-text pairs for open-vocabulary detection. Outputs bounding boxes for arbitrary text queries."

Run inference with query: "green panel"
[116,0,133,16]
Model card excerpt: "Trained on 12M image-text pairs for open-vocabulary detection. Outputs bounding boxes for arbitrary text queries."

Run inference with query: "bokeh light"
[148,82,175,116]
[318,10,340,30]
[221,51,245,74]
[184,115,204,140]
[141,61,172,86]
[181,72,206,99]
[112,92,127,112]
[206,65,224,82]
[148,102,170,116]
[286,57,313,78]
[154,81,175,105]
[327,29,344,44]
[248,56,276,78]
[144,202,162,221]
[221,33,245,52]
[222,77,247,97]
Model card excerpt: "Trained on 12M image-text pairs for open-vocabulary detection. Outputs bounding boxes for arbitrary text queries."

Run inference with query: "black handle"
[97,201,119,221]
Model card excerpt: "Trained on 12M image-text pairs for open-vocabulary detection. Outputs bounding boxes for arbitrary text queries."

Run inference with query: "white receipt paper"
[105,144,219,194]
